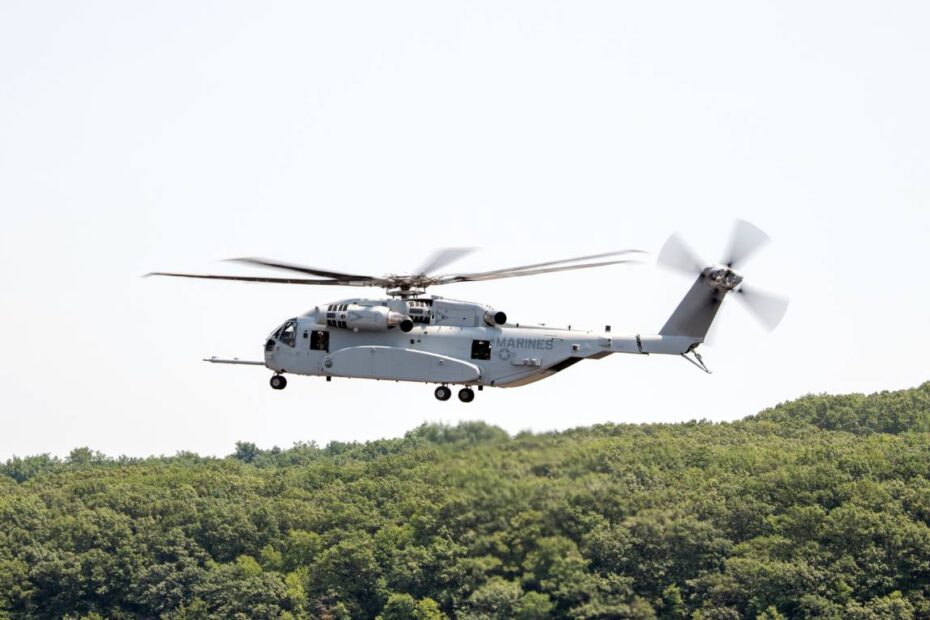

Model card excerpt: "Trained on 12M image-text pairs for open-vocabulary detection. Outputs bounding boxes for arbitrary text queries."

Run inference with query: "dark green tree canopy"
[2,382,930,618]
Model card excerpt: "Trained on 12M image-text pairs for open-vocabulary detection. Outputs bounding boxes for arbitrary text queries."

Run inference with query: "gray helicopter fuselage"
[264,296,697,388]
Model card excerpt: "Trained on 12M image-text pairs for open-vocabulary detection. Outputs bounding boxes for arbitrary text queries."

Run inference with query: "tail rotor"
[723,219,771,270]
[658,219,789,338]
[734,284,789,332]
[657,233,705,276]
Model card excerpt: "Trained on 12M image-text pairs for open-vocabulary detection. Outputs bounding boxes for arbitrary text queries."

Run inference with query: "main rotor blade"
[724,219,770,269]
[416,247,477,276]
[226,257,375,282]
[436,258,643,284]
[442,249,644,281]
[735,284,789,331]
[657,233,705,275]
[144,272,376,286]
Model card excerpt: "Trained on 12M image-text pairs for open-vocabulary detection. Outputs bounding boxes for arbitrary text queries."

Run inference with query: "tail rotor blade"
[657,233,705,275]
[724,219,770,269]
[735,285,789,331]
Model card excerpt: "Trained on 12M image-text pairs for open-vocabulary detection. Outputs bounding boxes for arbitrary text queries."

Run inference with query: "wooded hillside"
[3,382,930,619]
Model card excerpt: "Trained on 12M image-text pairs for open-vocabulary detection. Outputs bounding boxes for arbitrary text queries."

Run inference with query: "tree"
[3,384,930,618]
[378,593,445,620]
[233,442,261,463]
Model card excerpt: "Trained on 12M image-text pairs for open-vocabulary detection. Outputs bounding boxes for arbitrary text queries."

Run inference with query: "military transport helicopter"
[146,220,787,402]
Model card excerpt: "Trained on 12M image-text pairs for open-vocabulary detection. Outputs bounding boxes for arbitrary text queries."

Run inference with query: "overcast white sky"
[1,1,928,459]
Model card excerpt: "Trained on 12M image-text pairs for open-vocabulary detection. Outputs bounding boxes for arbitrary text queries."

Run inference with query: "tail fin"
[659,274,725,340]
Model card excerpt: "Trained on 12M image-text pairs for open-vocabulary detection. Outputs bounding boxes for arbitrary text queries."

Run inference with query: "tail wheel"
[434,386,452,401]
[458,387,475,403]
[270,375,287,390]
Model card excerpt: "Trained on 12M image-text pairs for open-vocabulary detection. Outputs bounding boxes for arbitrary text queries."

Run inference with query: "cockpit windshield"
[279,320,297,347]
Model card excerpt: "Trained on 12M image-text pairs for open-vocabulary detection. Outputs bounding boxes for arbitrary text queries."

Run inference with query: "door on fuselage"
[305,328,330,374]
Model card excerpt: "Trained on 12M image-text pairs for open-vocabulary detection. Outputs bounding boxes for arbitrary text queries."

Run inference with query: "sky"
[1,1,928,460]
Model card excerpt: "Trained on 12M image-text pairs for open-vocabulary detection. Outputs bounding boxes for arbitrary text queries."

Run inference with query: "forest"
[2,381,930,619]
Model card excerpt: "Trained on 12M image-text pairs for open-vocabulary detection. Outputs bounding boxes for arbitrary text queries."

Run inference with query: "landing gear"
[434,386,476,402]
[270,375,287,390]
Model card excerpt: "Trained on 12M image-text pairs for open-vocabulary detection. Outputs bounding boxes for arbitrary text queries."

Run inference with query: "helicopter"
[146,220,788,402]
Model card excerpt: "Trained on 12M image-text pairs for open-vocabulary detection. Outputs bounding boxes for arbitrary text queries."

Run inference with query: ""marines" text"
[495,337,554,350]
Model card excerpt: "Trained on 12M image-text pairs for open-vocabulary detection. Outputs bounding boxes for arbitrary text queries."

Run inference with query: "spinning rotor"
[147,247,646,298]
[658,219,789,331]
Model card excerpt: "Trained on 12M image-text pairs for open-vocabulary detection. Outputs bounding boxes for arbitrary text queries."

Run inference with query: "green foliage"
[0,454,59,482]
[406,420,510,445]
[66,447,106,466]
[659,584,686,619]
[378,592,445,620]
[232,441,261,464]
[2,382,930,617]
[753,381,930,434]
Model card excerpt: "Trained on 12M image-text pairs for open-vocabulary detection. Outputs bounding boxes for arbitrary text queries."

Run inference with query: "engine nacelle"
[484,309,507,326]
[325,304,408,331]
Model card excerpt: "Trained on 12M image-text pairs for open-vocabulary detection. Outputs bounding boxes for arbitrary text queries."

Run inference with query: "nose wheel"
[270,375,287,390]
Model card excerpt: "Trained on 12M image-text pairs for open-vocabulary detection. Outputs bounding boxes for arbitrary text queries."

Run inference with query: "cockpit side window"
[280,321,297,347]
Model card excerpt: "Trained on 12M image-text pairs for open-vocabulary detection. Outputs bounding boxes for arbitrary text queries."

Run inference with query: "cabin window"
[280,321,297,347]
[310,330,330,352]
[471,339,491,360]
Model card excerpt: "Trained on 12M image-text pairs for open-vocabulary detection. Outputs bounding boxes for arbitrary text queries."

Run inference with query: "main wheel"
[434,386,451,401]
[458,387,475,403]
[270,375,287,390]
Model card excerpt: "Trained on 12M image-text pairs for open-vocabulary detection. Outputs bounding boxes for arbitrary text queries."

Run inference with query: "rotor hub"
[705,266,743,292]
[387,287,427,299]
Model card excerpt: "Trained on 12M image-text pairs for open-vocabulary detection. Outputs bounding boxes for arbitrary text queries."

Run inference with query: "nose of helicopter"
[264,335,278,367]
[264,320,290,370]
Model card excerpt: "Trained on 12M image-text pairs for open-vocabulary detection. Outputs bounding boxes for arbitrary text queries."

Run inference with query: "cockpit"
[267,319,298,351]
